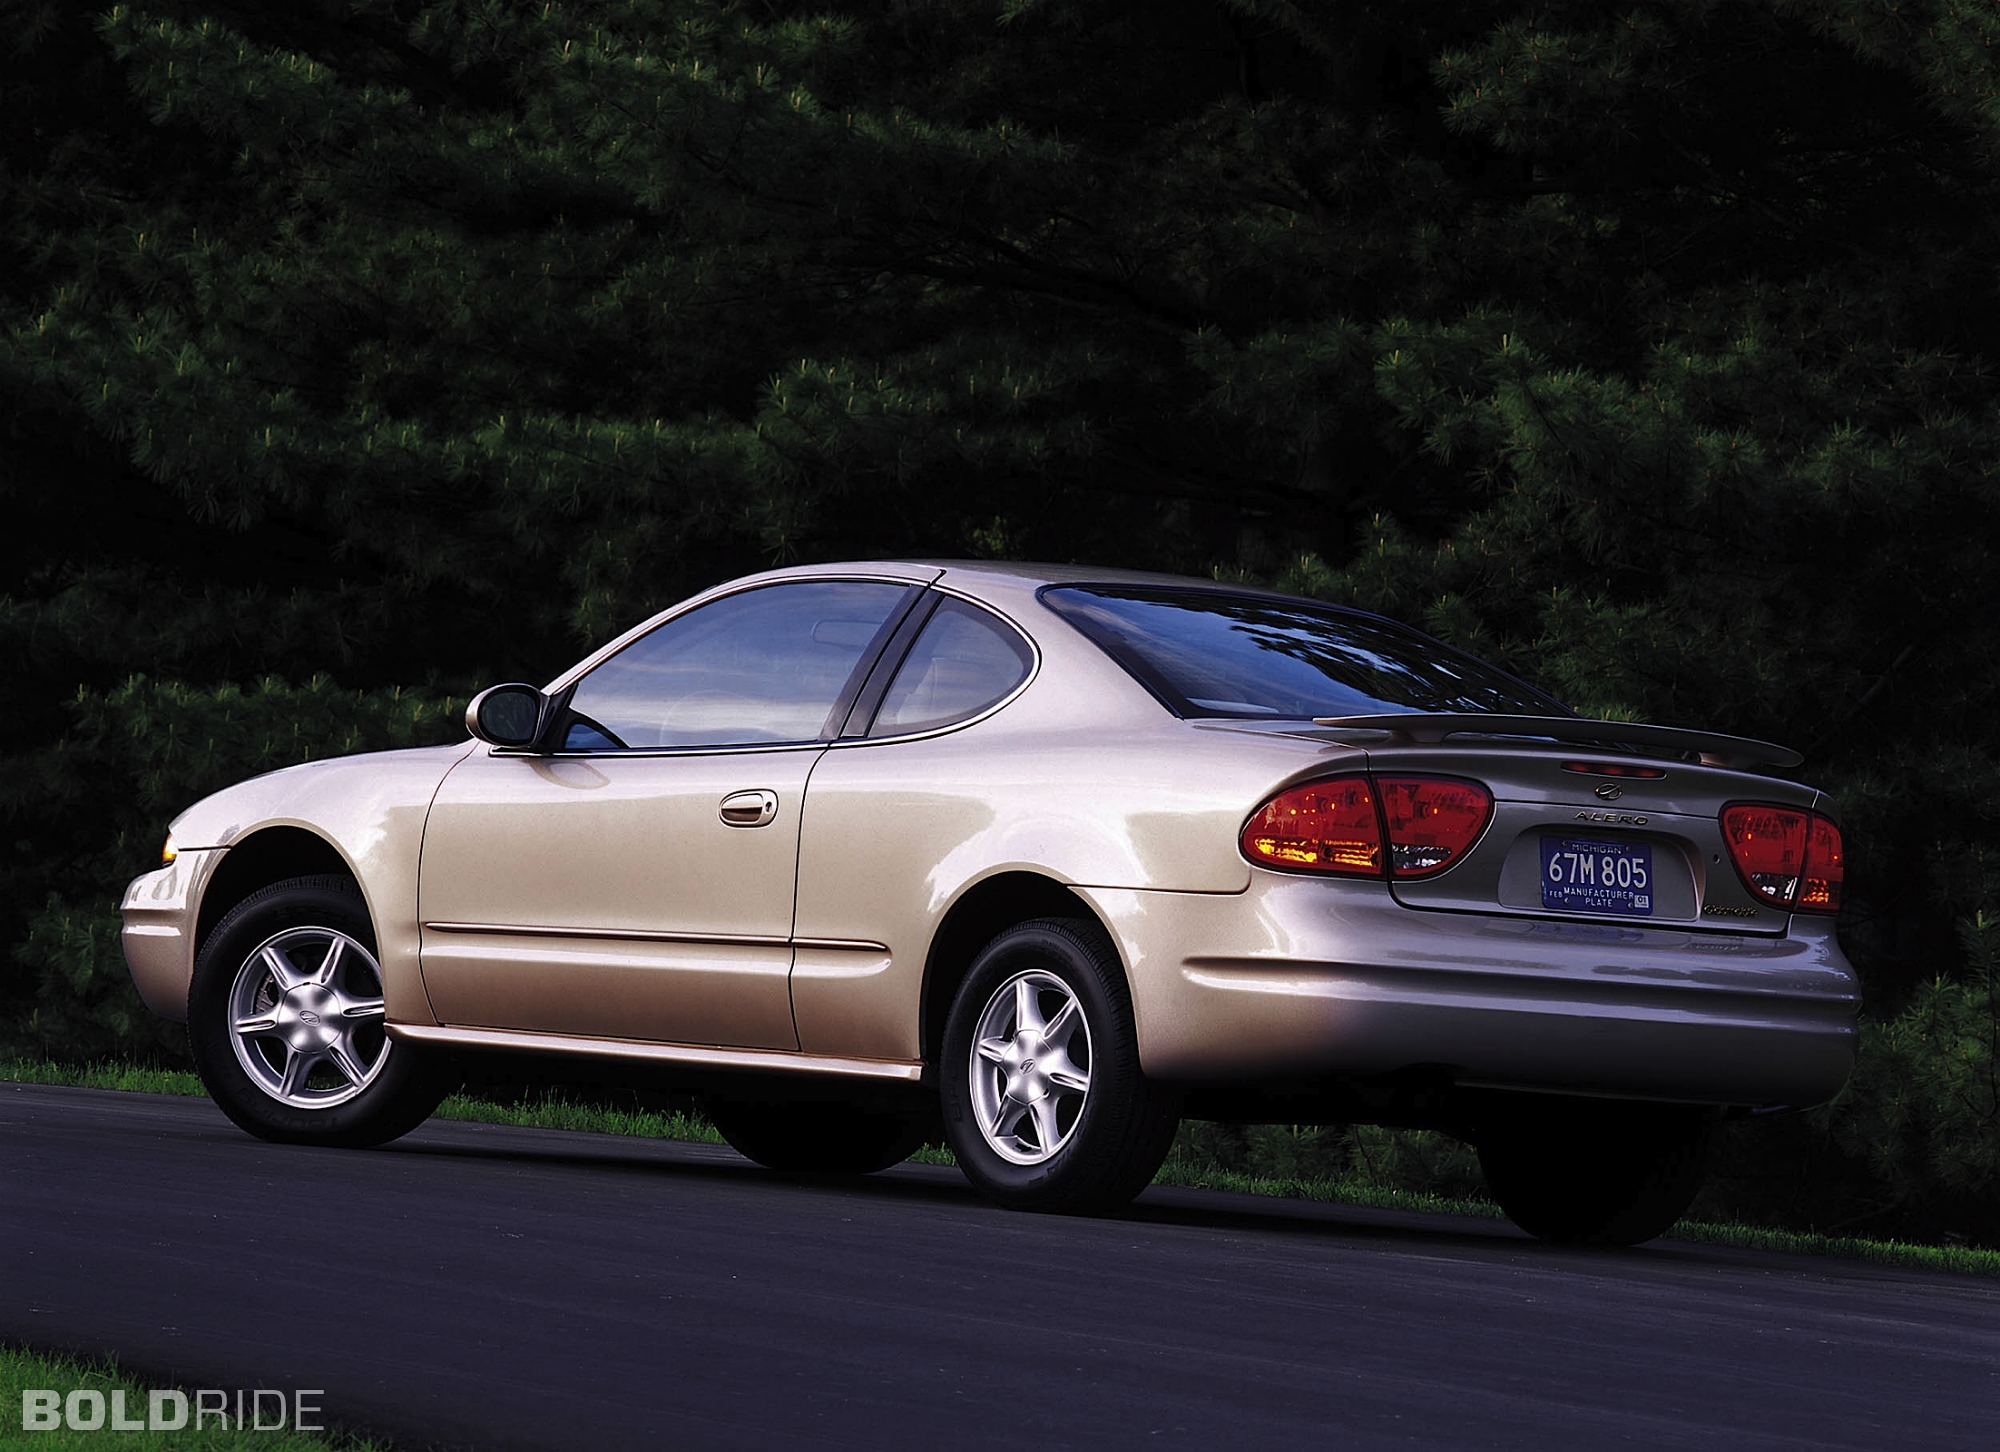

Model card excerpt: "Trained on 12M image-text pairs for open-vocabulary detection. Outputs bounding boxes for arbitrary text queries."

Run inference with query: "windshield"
[1042,586,1569,720]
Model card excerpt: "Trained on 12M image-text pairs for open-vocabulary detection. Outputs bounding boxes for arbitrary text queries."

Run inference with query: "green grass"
[6,1057,1996,1276]
[1151,1156,1506,1220]
[432,1090,725,1144]
[0,1344,382,1449]
[1665,1218,2000,1276]
[0,1059,206,1095]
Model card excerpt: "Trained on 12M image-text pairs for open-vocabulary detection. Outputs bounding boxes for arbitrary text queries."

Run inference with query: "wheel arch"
[918,871,1120,1065]
[194,826,362,959]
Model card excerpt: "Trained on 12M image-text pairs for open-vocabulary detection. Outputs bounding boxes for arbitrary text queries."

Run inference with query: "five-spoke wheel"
[968,970,1093,1165]
[190,876,450,1147]
[942,918,1178,1214]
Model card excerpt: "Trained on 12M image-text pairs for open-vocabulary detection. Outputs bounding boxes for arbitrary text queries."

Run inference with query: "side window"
[871,597,1033,737]
[564,582,910,749]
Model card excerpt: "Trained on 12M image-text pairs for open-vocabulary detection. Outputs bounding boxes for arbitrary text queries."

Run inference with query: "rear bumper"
[1084,875,1859,1109]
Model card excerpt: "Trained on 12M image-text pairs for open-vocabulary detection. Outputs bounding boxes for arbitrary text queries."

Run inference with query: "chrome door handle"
[718,789,779,828]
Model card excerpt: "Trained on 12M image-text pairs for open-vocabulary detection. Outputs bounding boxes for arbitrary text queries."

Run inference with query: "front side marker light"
[161,834,178,867]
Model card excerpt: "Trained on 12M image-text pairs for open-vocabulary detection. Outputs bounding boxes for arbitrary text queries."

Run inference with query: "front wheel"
[940,918,1179,1214]
[188,876,451,1148]
[1476,1100,1714,1246]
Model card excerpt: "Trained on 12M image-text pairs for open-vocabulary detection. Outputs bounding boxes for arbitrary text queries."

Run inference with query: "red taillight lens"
[1240,776,1382,876]
[1721,805,1807,906]
[1720,805,1843,913]
[1375,776,1494,877]
[1798,814,1844,913]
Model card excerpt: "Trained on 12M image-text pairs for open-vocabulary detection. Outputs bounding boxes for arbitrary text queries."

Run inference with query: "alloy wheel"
[227,925,391,1108]
[968,969,1093,1165]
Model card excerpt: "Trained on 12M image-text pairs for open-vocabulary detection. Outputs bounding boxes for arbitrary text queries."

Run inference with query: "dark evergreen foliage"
[3,0,1995,1240]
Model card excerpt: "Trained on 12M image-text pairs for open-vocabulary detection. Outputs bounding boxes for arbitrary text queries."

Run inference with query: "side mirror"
[466,683,549,748]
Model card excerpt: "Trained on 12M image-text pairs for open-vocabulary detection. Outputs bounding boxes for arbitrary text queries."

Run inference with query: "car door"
[418,578,920,1047]
[790,592,1041,1059]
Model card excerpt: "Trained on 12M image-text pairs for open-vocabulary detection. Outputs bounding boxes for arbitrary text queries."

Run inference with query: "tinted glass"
[564,582,909,749]
[872,597,1034,737]
[1043,586,1566,719]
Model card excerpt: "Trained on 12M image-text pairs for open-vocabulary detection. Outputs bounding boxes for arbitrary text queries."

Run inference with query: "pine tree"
[4,0,1997,1237]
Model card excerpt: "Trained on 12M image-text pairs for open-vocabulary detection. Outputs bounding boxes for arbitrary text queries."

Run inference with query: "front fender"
[122,742,477,1026]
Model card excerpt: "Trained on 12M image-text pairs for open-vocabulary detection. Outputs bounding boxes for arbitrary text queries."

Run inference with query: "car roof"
[738,557,1337,604]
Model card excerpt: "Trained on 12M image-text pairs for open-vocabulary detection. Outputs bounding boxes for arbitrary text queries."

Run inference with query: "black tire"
[188,875,453,1148]
[940,917,1179,1214]
[705,1096,929,1173]
[1476,1100,1714,1246]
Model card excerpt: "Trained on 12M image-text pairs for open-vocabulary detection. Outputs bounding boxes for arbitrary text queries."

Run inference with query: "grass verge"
[1,1059,204,1095]
[0,1344,381,1449]
[1151,1157,1503,1220]
[1664,1219,2000,1277]
[6,1058,1995,1275]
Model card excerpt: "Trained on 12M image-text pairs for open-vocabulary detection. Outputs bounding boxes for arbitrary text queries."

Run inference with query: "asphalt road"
[4,1084,1997,1451]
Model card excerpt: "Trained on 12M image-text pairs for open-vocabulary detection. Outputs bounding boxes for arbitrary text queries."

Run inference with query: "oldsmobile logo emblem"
[1593,782,1623,800]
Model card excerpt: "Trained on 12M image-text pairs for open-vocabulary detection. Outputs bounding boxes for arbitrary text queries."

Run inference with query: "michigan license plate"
[1541,837,1653,916]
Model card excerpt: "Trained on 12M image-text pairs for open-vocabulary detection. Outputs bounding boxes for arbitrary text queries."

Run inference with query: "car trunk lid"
[1341,737,1819,934]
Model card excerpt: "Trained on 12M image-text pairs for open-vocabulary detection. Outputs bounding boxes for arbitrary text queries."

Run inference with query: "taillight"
[1797,814,1844,913]
[1720,805,1843,913]
[1720,805,1805,906]
[1376,776,1493,877]
[1240,776,1382,876]
[1243,775,1493,879]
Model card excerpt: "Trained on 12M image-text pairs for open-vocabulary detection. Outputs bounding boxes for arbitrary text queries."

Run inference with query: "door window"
[870,597,1034,737]
[563,581,911,749]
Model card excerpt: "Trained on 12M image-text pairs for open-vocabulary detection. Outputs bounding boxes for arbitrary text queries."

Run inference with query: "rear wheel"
[1477,1099,1714,1246]
[941,917,1179,1214]
[188,876,451,1147]
[705,1096,928,1173]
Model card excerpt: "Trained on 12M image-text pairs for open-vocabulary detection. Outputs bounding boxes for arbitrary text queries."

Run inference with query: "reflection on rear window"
[1042,587,1566,720]
[872,597,1033,736]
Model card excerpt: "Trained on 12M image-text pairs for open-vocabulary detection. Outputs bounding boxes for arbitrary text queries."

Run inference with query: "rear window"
[871,597,1033,737]
[1042,586,1567,720]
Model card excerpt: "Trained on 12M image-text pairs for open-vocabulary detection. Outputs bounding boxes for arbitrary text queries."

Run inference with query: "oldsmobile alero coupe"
[120,561,1858,1244]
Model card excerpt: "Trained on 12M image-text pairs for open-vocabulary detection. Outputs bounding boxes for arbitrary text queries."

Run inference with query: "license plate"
[1541,837,1653,916]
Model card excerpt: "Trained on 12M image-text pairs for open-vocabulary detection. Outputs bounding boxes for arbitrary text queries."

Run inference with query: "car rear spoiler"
[1311,714,1804,771]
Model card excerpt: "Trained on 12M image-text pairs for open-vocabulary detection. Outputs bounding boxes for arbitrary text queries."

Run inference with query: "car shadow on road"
[378,1117,1558,1255]
[373,1129,1948,1279]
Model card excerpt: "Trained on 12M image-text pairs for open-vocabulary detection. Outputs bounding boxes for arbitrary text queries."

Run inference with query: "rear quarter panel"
[789,601,1358,1059]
